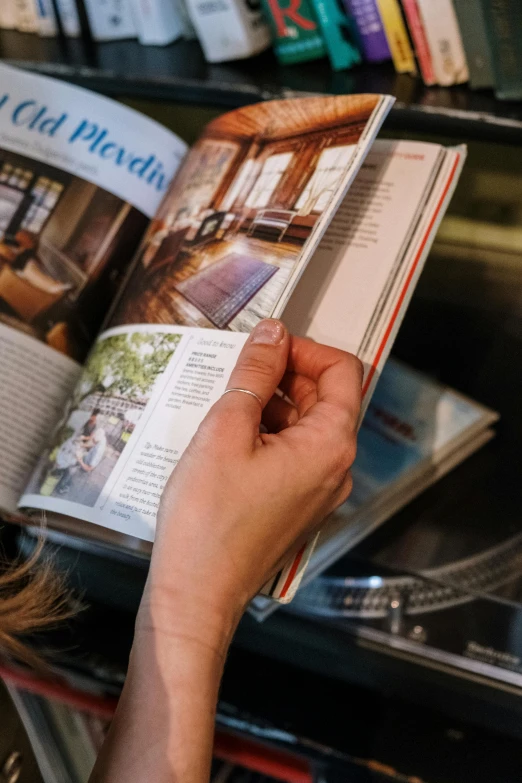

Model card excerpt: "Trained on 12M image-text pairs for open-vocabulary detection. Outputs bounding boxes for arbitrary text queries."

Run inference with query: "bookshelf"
[2,30,522,143]
[2,26,522,783]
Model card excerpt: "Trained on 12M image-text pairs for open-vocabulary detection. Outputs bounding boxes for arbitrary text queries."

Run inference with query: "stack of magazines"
[0,62,496,606]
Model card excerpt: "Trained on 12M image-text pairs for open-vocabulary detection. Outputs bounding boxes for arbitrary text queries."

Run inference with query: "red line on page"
[362,155,460,399]
[279,543,307,599]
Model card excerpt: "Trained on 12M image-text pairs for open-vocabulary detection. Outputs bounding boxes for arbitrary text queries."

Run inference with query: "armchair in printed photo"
[247,209,297,242]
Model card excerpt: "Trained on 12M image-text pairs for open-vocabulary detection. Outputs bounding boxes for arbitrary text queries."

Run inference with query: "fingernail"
[251,319,285,345]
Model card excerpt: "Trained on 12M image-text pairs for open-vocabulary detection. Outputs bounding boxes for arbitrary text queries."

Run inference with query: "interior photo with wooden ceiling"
[112,94,380,332]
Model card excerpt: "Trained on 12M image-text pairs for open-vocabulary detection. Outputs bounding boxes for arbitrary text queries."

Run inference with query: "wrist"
[136,577,243,663]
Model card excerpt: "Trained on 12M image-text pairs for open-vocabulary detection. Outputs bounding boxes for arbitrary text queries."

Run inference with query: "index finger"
[287,335,363,414]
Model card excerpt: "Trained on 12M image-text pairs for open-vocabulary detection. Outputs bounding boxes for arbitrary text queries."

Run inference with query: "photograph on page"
[0,63,185,362]
[110,94,391,333]
[0,150,148,360]
[20,324,248,541]
[24,330,182,506]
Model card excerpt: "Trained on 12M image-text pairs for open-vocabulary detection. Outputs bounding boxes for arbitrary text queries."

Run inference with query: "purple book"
[343,0,390,62]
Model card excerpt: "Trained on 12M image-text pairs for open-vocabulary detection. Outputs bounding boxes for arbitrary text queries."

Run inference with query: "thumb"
[213,319,290,444]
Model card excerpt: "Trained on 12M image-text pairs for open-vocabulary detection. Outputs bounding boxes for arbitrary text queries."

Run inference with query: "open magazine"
[0,62,467,601]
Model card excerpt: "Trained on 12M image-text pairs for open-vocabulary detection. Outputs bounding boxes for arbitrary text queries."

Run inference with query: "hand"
[92,320,362,783]
[144,318,362,645]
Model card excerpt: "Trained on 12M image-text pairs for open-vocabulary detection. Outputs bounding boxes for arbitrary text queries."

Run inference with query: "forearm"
[90,588,238,783]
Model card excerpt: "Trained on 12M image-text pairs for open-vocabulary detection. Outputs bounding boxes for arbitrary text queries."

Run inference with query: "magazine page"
[20,325,247,540]
[282,140,448,360]
[109,93,393,333]
[0,63,187,512]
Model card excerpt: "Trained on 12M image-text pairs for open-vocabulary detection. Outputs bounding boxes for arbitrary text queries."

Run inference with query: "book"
[35,0,58,36]
[401,0,436,85]
[308,0,362,70]
[251,359,497,619]
[184,0,271,62]
[14,0,39,31]
[452,0,494,89]
[479,0,522,100]
[83,0,138,40]
[0,2,18,28]
[131,0,184,45]
[260,0,327,64]
[0,63,467,602]
[53,0,82,36]
[415,0,469,86]
[344,0,391,63]
[172,0,197,38]
[375,0,416,73]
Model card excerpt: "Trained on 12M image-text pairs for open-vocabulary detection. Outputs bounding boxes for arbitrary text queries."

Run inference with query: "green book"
[261,0,327,64]
[308,0,362,71]
[453,0,494,89]
[479,0,522,99]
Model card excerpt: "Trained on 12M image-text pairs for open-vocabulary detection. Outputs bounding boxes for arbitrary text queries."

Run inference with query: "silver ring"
[222,388,263,406]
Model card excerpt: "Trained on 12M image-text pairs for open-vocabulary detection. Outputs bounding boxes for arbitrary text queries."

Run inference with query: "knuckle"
[234,354,274,382]
[331,432,357,477]
[337,472,353,507]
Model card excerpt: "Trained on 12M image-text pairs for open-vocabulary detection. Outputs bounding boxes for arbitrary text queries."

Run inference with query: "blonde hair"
[0,541,73,670]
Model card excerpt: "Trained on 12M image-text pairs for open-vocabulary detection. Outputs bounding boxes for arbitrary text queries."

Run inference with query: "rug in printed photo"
[176,253,278,328]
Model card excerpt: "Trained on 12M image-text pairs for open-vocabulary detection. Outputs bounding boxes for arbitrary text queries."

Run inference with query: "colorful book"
[309,0,362,70]
[452,0,494,89]
[401,0,435,85]
[261,0,327,63]
[343,0,390,62]
[479,0,522,100]
[375,0,416,73]
[415,0,469,85]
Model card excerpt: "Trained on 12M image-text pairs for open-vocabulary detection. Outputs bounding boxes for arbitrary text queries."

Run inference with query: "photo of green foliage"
[26,330,181,507]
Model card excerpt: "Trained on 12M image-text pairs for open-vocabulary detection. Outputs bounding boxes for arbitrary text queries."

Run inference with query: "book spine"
[35,0,58,35]
[260,0,326,64]
[130,0,184,45]
[343,0,390,62]
[400,0,435,85]
[172,0,197,38]
[14,0,39,31]
[452,0,493,89]
[0,2,19,28]
[53,0,82,36]
[415,0,469,85]
[309,0,362,70]
[83,0,138,40]
[375,0,416,73]
[186,0,271,62]
[479,0,522,99]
